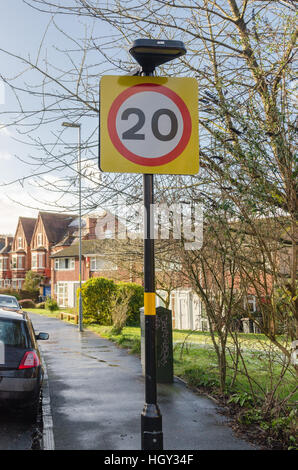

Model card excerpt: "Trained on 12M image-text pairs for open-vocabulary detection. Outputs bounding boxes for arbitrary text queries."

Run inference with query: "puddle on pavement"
[52,347,119,367]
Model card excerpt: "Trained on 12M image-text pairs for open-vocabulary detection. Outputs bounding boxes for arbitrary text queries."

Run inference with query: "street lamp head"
[129,39,186,73]
[62,121,81,128]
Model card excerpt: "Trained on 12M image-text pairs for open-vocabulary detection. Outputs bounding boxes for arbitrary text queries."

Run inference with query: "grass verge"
[27,308,297,450]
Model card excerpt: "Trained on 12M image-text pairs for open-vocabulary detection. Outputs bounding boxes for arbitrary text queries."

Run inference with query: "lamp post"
[62,121,83,332]
[129,39,186,450]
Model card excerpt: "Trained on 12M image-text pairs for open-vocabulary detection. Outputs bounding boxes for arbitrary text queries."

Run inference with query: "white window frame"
[32,253,37,268]
[54,258,75,271]
[1,258,8,270]
[18,237,23,249]
[56,282,69,307]
[4,279,11,288]
[11,255,17,270]
[38,253,45,268]
[90,256,117,272]
[246,295,257,313]
[90,256,98,271]
[32,252,45,269]
[37,233,43,247]
[17,256,23,269]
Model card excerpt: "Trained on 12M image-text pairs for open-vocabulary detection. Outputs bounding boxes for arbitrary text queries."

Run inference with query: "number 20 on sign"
[99,75,199,175]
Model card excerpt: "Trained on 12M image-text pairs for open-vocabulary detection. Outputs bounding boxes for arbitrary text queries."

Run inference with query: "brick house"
[30,212,77,296]
[0,211,118,297]
[10,217,37,290]
[0,217,37,290]
[50,239,125,308]
[0,236,13,289]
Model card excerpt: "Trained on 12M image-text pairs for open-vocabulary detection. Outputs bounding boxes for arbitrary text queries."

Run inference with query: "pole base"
[78,292,83,332]
[141,403,163,450]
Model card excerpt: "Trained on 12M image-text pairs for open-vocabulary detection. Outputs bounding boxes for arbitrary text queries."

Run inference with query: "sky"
[2,2,293,236]
[0,1,113,234]
[0,2,47,232]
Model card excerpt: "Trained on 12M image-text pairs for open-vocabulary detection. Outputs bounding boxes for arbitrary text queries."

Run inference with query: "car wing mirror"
[36,332,49,340]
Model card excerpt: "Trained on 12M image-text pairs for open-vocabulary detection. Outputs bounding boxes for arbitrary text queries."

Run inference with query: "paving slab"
[29,313,256,451]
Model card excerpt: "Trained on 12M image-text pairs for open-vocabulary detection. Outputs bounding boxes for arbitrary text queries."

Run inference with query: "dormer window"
[37,233,43,246]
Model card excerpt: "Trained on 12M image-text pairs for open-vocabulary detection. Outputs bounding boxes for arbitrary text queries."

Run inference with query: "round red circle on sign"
[107,83,192,166]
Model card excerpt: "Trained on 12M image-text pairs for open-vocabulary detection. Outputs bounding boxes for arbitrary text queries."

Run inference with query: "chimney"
[5,236,13,247]
[86,217,97,240]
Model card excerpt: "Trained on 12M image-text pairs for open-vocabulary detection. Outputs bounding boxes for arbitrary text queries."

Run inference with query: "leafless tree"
[0,0,296,342]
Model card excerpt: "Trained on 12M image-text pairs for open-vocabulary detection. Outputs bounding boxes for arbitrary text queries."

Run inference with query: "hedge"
[0,289,39,302]
[19,299,36,309]
[0,289,21,300]
[116,282,144,326]
[79,277,144,326]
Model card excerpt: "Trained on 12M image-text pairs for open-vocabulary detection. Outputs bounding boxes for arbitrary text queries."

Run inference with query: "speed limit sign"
[99,75,198,174]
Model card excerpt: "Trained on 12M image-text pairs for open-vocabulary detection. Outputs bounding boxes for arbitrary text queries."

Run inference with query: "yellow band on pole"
[144,292,156,316]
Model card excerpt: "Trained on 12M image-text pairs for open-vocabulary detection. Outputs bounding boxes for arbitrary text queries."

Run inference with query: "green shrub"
[79,278,144,326]
[19,299,36,309]
[80,277,117,325]
[23,270,43,292]
[36,302,45,309]
[116,282,143,326]
[45,298,59,311]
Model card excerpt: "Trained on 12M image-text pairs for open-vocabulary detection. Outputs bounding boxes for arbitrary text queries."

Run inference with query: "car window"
[0,296,19,309]
[0,319,30,348]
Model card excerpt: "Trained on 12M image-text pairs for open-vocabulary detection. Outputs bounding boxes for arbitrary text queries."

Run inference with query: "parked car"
[0,308,49,419]
[0,294,21,312]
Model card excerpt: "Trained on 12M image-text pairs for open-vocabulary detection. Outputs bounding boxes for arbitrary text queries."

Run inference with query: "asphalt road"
[29,313,256,451]
[0,400,42,450]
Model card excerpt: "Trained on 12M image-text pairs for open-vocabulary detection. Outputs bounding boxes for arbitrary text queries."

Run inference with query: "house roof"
[39,212,77,245]
[0,236,13,255]
[50,239,114,258]
[19,217,37,244]
[0,241,12,255]
[0,237,5,252]
[54,232,77,247]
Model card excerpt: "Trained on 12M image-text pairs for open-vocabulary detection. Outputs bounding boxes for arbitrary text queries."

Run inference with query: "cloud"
[0,151,12,161]
[0,196,37,234]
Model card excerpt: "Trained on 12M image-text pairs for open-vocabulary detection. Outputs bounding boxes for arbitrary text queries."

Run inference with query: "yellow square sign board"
[100,75,198,175]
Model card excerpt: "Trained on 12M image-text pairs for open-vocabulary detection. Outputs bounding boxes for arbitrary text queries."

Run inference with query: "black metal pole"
[142,173,163,450]
[141,70,163,450]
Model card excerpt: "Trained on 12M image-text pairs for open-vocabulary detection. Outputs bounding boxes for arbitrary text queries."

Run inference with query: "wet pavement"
[29,313,256,451]
[0,394,43,450]
[0,409,41,450]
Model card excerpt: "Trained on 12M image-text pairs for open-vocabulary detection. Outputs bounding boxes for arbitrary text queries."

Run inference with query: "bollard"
[140,306,173,384]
